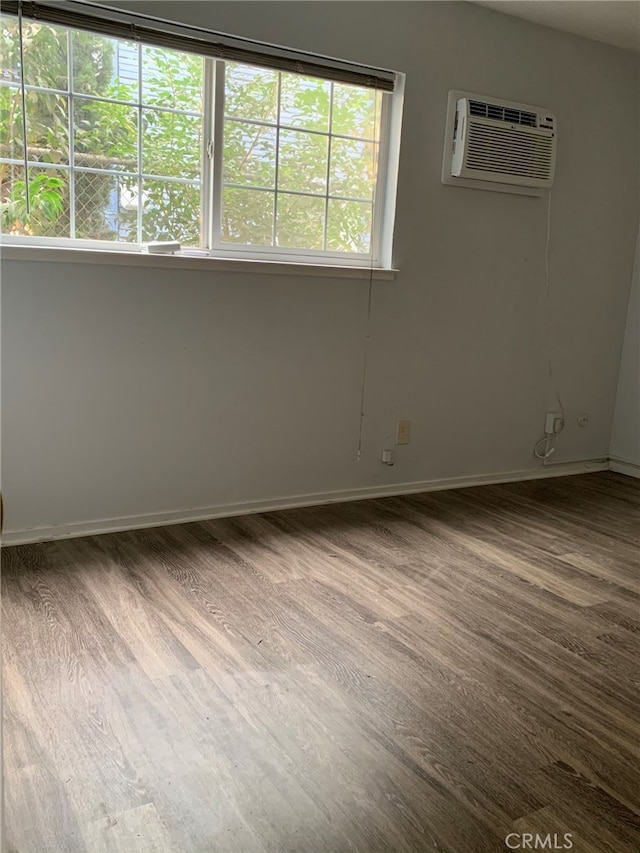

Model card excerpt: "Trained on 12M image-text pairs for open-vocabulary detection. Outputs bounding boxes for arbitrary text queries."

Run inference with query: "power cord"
[534,389,565,461]
[357,83,379,462]
[533,189,564,462]
[534,434,557,460]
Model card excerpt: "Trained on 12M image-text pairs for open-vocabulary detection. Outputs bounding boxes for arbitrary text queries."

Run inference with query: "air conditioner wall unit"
[442,90,556,195]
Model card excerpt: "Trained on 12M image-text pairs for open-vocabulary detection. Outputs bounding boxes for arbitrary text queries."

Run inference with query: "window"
[0,6,400,267]
[219,64,382,256]
[0,21,204,245]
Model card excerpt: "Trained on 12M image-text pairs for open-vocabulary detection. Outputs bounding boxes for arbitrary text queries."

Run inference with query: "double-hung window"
[0,2,402,268]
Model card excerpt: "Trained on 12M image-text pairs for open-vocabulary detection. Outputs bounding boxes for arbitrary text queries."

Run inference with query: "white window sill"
[0,244,398,281]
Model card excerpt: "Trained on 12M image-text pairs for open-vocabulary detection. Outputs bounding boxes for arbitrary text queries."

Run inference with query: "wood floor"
[2,471,640,853]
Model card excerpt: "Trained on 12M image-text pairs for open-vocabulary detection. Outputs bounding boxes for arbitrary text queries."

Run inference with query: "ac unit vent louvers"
[447,93,556,190]
[469,100,537,127]
[465,124,553,181]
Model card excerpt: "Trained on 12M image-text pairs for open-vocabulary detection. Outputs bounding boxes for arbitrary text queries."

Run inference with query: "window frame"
[209,61,392,268]
[0,13,402,270]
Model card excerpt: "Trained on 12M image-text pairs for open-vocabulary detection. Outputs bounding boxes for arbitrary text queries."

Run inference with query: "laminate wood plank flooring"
[2,471,639,853]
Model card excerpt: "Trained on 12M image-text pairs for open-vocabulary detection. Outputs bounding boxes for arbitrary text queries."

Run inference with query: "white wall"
[2,1,639,537]
[611,228,640,472]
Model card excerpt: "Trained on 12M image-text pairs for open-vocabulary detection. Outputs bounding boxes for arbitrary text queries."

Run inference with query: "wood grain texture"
[2,471,639,853]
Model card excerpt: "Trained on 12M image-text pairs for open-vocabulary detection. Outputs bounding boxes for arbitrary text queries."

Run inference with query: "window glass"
[1,16,394,265]
[220,68,383,255]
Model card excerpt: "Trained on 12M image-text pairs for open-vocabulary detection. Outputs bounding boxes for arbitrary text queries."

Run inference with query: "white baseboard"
[609,456,640,479]
[1,458,609,547]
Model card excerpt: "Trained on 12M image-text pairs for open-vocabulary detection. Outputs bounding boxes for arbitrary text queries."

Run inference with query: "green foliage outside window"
[222,63,380,252]
[0,18,202,244]
[0,17,381,253]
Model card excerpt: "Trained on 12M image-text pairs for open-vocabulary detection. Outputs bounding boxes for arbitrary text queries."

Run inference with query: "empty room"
[1,1,639,852]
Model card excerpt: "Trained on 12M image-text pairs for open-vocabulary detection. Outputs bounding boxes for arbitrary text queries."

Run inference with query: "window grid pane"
[221,63,381,255]
[1,17,205,246]
[0,163,70,238]
[223,119,276,190]
[2,20,388,262]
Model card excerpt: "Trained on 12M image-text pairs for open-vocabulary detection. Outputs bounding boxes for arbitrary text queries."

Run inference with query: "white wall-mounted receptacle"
[545,412,564,435]
[396,419,411,445]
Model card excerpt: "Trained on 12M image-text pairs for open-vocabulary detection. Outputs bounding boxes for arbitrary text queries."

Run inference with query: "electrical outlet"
[578,414,590,428]
[396,420,411,445]
[545,412,564,435]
